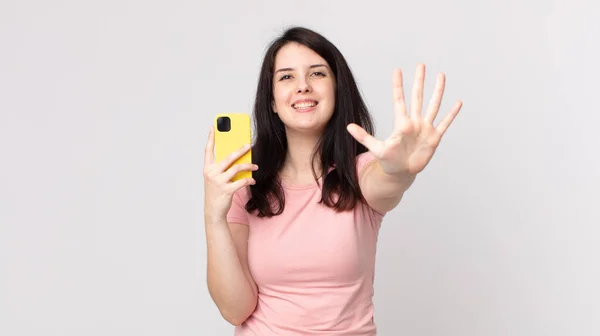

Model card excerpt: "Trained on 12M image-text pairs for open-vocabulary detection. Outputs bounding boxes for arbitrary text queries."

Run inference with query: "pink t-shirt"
[226,152,386,335]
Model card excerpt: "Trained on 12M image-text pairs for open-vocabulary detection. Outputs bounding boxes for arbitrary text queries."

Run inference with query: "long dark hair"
[246,26,376,217]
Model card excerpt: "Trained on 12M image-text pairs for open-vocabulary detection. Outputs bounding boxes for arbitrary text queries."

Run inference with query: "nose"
[296,78,312,93]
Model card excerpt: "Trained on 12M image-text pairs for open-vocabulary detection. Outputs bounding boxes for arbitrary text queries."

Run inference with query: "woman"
[203,26,462,335]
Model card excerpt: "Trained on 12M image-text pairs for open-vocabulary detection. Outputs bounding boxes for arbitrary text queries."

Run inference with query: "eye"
[312,71,326,77]
[278,74,292,81]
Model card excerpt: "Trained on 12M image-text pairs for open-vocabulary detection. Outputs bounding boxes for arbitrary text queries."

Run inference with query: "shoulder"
[232,185,251,203]
[227,186,252,225]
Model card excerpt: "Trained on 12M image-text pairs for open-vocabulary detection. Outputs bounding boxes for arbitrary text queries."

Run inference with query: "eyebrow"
[274,64,328,74]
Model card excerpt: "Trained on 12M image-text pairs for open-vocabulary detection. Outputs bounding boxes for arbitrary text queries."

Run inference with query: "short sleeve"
[226,187,250,225]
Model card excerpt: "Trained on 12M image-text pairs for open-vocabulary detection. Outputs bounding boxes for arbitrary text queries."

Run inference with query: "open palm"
[347,64,463,176]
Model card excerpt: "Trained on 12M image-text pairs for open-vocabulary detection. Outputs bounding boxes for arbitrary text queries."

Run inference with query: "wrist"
[379,167,417,191]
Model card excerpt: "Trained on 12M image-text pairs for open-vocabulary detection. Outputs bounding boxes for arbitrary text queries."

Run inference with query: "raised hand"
[347,64,463,176]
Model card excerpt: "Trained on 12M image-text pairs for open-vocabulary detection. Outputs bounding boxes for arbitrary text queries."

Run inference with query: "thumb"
[346,123,383,156]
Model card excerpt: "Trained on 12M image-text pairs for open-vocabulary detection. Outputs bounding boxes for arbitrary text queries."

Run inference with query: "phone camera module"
[217,116,231,132]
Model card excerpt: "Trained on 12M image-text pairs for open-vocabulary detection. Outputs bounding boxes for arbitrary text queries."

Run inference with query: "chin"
[286,121,328,135]
[280,108,332,133]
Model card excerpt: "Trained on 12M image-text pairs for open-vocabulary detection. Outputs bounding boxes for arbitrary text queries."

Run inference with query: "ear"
[271,100,278,113]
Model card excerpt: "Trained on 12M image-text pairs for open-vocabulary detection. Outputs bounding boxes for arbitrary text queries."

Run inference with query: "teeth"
[293,102,316,109]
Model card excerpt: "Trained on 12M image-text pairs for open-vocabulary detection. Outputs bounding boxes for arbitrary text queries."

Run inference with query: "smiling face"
[271,42,336,136]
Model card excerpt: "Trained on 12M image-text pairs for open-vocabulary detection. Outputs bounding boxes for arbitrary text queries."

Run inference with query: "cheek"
[273,87,290,106]
[317,80,335,98]
[271,92,282,112]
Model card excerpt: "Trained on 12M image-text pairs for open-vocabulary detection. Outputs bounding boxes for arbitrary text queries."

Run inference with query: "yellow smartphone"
[214,113,253,182]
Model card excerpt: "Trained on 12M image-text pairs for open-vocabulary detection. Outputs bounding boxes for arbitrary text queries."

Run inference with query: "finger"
[204,125,215,166]
[347,123,384,156]
[222,163,258,183]
[425,72,446,124]
[410,64,426,120]
[226,177,256,194]
[216,143,252,172]
[393,68,408,127]
[436,100,463,135]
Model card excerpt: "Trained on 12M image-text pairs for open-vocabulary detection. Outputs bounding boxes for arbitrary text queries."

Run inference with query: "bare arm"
[203,125,258,325]
[206,218,257,325]
[359,160,416,214]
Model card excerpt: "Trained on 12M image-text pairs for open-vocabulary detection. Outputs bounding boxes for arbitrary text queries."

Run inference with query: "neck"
[280,129,322,183]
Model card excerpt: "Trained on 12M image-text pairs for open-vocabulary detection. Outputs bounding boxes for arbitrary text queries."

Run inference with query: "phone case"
[214,113,253,182]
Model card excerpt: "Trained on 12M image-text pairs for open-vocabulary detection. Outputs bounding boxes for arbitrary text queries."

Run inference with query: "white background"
[1,0,599,335]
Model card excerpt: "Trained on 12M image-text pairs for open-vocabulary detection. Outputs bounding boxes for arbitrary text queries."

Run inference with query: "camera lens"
[217,116,231,132]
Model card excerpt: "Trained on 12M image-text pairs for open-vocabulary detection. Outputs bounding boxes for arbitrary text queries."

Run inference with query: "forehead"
[274,43,328,69]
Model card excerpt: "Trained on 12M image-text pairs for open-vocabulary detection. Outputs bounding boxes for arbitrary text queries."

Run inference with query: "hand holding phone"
[203,113,257,221]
